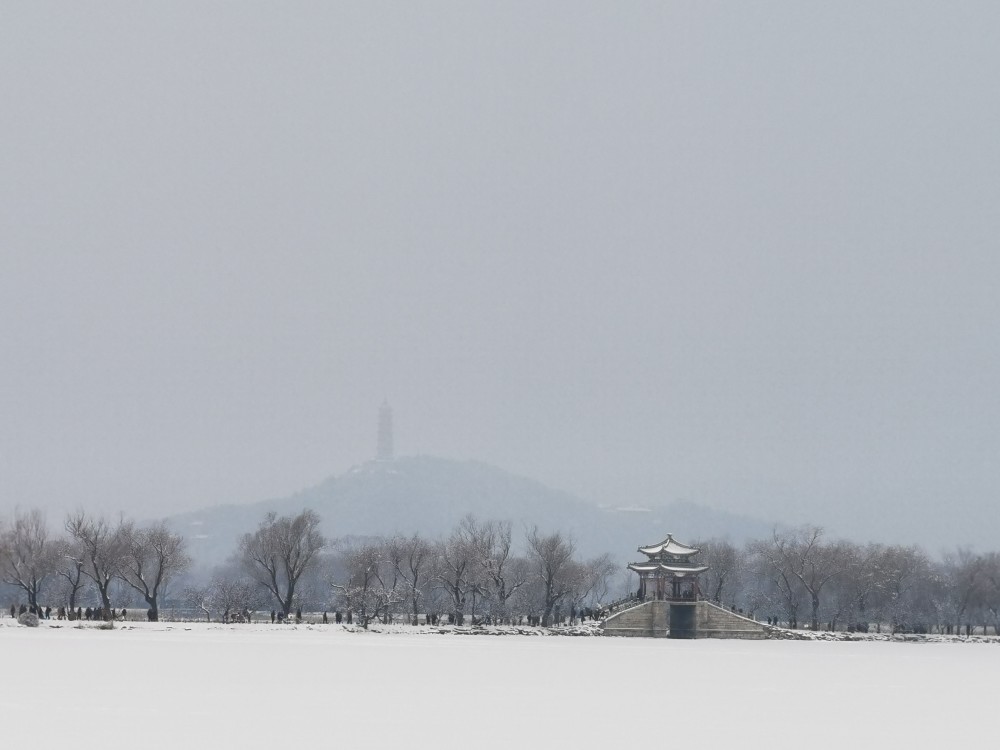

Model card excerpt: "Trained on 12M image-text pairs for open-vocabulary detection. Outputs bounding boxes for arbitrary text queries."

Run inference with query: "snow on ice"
[2,620,995,748]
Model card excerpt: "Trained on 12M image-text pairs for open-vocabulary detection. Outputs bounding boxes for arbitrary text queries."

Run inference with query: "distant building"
[604,534,771,639]
[627,534,707,601]
[377,401,394,461]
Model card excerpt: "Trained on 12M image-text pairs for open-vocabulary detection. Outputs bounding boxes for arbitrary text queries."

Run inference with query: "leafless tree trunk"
[54,536,87,612]
[944,547,985,632]
[575,554,616,609]
[981,552,1000,635]
[693,538,742,606]
[1,509,58,608]
[753,526,847,630]
[391,533,432,625]
[842,543,884,627]
[473,520,528,623]
[333,540,402,628]
[748,534,802,627]
[183,585,213,621]
[435,517,478,625]
[118,520,190,621]
[238,510,326,616]
[526,527,575,626]
[874,545,931,632]
[65,511,126,619]
[210,576,266,621]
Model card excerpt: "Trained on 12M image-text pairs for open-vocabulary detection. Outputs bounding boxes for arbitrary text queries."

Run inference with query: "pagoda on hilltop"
[627,534,708,602]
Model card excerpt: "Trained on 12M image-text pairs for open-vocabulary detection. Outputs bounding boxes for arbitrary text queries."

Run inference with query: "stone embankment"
[340,622,604,636]
[766,628,1000,643]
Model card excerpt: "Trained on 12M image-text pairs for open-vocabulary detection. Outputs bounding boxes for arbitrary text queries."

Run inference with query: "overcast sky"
[1,2,998,548]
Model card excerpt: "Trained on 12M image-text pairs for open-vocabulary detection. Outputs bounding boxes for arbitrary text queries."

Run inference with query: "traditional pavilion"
[627,534,708,602]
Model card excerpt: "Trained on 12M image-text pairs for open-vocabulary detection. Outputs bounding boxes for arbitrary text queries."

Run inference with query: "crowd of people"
[7,603,131,621]
[7,601,607,628]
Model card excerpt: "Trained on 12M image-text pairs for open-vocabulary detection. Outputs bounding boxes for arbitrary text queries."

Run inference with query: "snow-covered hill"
[165,455,771,567]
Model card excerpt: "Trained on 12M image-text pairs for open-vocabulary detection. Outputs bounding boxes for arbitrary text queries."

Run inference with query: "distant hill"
[165,455,773,567]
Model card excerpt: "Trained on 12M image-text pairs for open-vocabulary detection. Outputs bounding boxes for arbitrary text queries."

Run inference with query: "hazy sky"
[2,2,999,548]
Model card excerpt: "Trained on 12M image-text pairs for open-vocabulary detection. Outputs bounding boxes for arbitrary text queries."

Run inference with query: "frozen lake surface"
[3,620,994,748]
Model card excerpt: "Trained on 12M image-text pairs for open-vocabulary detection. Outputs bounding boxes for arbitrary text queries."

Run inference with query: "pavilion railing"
[601,594,645,618]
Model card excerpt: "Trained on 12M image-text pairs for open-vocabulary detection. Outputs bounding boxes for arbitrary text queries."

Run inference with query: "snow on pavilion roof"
[627,562,709,576]
[637,534,700,558]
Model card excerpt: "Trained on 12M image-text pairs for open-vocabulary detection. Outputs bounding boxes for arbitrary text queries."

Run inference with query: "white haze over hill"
[5,621,997,748]
[2,4,1000,550]
[167,455,774,566]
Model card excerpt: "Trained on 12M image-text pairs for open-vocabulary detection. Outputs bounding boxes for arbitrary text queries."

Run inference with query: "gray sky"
[2,2,999,548]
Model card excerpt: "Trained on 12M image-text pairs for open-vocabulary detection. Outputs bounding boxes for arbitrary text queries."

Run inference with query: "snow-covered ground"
[3,619,995,748]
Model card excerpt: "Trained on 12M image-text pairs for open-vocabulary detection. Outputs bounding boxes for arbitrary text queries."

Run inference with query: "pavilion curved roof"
[627,562,709,576]
[637,534,700,558]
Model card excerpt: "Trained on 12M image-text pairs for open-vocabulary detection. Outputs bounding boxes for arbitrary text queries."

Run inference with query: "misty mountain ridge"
[166,455,772,567]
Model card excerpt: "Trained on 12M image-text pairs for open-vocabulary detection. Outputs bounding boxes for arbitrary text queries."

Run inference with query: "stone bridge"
[602,600,772,639]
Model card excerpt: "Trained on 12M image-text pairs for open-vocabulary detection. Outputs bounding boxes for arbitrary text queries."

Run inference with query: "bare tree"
[238,510,326,616]
[526,527,576,626]
[53,535,87,614]
[748,534,803,627]
[183,584,213,621]
[943,547,985,633]
[840,543,885,628]
[0,509,59,609]
[752,526,848,630]
[472,519,529,623]
[873,545,932,633]
[579,554,617,607]
[740,567,779,621]
[65,511,126,619]
[186,563,267,622]
[562,554,616,622]
[980,552,1000,636]
[693,538,742,606]
[333,539,402,628]
[381,537,407,623]
[211,576,266,621]
[118,520,191,621]
[434,517,478,625]
[822,541,864,631]
[391,533,433,625]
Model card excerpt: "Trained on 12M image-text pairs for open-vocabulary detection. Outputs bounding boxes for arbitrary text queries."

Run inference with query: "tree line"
[695,526,1000,635]
[186,511,615,628]
[0,509,189,621]
[0,508,614,628]
[6,507,999,635]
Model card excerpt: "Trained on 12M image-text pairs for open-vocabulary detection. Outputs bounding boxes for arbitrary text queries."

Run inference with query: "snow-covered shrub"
[17,612,40,627]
